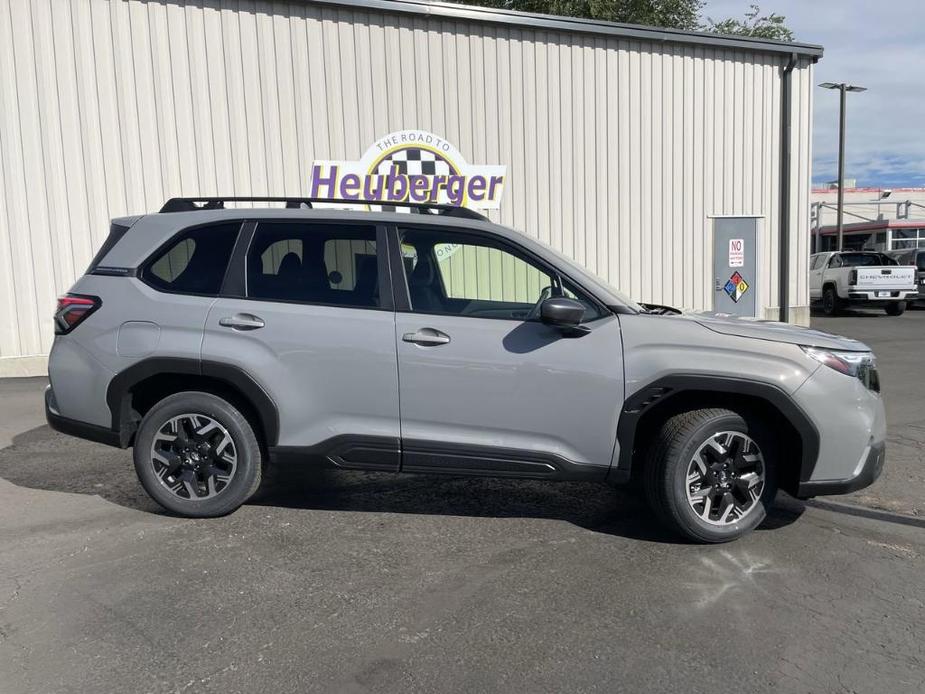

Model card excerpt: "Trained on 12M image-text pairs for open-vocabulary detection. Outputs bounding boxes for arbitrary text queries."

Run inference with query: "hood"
[685,311,869,351]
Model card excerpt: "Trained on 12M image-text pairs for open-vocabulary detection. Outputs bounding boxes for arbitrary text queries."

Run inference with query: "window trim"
[219,220,257,298]
[231,220,394,312]
[139,220,246,298]
[386,223,611,323]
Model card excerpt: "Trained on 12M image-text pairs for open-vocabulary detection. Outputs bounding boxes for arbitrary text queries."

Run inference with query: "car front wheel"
[644,408,777,543]
[133,391,262,517]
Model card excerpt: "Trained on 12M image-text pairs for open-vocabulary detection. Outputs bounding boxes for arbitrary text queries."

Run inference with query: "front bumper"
[796,440,885,498]
[45,385,121,448]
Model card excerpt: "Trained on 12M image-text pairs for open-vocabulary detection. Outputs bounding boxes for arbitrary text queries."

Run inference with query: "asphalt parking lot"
[1,311,924,693]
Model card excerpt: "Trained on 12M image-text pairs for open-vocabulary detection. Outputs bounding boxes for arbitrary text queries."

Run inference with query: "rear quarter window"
[141,222,241,295]
[87,222,131,273]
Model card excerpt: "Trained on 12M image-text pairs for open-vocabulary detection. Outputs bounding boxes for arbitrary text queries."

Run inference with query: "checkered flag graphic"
[374,148,457,212]
[376,148,455,177]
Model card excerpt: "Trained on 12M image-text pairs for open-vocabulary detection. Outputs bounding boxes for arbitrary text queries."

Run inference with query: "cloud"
[704,0,925,187]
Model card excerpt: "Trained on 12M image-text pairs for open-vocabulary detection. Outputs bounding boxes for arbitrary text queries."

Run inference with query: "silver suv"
[46,198,886,543]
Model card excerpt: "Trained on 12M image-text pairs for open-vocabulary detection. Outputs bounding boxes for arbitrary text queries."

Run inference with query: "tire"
[885,301,906,316]
[133,391,262,517]
[644,408,778,543]
[822,286,840,316]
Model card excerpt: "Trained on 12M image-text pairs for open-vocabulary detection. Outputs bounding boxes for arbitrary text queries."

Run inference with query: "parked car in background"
[884,248,925,307]
[809,251,917,316]
[46,198,886,543]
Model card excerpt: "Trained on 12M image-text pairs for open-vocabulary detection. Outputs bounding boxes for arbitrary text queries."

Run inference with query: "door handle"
[219,313,265,331]
[402,328,451,346]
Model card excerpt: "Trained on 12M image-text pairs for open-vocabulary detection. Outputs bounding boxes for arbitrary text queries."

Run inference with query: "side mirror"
[540,296,586,332]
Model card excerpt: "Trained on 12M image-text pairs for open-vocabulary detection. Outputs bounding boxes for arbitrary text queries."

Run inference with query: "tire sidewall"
[822,287,837,315]
[133,392,261,517]
[664,412,777,543]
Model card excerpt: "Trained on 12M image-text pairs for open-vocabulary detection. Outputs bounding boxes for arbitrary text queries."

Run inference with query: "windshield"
[533,239,643,312]
[839,252,897,267]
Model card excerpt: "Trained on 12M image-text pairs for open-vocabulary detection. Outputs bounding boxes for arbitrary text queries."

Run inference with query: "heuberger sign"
[309,130,506,209]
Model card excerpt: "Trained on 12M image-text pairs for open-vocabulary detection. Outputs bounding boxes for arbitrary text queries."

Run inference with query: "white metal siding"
[0,0,814,368]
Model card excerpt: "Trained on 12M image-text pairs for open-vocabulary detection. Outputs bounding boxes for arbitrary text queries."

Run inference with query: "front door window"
[398,228,603,321]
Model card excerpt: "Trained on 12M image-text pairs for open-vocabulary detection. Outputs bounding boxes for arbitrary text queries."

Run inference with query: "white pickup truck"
[810,251,918,316]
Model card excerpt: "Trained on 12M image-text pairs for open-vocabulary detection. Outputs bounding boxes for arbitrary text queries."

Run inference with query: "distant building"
[810,187,925,252]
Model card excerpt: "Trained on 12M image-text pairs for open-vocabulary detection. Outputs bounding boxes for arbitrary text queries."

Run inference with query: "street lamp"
[819,82,867,251]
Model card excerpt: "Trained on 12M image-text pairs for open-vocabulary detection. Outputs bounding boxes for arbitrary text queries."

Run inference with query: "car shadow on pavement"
[252,462,806,543]
[0,424,803,543]
[0,424,168,515]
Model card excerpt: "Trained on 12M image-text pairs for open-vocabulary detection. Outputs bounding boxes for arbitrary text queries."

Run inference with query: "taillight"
[849,269,857,285]
[54,294,101,334]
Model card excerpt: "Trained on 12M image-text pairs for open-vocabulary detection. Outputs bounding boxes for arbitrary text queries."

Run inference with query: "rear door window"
[142,222,241,295]
[246,223,381,308]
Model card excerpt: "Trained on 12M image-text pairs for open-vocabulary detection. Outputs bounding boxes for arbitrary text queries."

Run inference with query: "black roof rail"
[158,197,489,221]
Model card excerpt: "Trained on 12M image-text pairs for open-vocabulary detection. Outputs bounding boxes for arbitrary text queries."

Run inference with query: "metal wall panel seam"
[34,0,77,294]
[6,0,45,355]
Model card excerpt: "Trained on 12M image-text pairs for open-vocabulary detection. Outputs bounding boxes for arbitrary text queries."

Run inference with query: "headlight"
[801,346,880,392]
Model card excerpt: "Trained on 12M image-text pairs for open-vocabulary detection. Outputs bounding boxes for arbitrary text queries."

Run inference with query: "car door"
[390,225,625,479]
[808,253,827,298]
[201,220,401,470]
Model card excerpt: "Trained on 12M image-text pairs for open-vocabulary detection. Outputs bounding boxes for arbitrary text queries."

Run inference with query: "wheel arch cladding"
[105,358,280,448]
[614,375,819,496]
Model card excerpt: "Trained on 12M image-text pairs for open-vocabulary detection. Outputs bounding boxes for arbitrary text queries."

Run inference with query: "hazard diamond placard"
[723,271,750,303]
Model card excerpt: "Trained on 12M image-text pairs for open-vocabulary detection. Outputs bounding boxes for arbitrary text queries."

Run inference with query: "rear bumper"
[45,385,121,448]
[844,290,917,302]
[796,440,885,498]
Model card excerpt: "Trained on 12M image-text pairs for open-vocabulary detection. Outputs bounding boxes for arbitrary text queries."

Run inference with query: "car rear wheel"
[133,391,262,517]
[885,301,906,316]
[822,286,840,316]
[644,408,777,543]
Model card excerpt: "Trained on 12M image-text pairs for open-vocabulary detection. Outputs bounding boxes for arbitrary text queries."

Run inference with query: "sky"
[703,0,925,188]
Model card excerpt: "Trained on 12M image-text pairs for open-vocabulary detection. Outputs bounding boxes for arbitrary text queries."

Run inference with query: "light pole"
[819,82,867,251]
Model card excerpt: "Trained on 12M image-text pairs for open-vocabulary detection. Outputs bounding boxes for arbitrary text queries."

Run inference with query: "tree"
[705,4,794,41]
[460,1,704,31]
[453,1,794,41]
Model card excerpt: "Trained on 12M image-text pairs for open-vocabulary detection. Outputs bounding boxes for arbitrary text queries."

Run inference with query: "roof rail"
[158,197,489,221]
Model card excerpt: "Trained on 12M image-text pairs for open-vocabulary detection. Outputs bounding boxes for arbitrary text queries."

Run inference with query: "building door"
[713,217,760,317]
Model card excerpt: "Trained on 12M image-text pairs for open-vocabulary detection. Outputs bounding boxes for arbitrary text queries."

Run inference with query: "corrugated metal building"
[0,0,821,376]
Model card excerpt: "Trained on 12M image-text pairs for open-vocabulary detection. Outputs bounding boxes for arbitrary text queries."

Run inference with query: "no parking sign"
[729,238,745,267]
